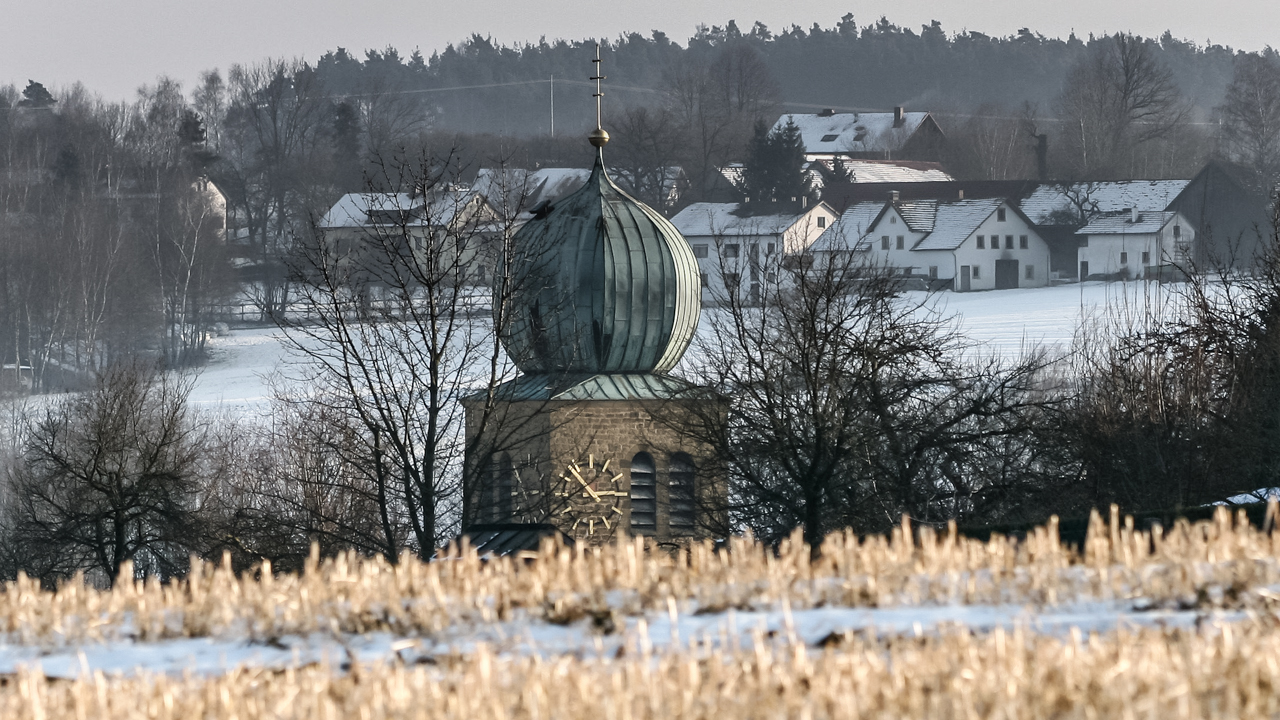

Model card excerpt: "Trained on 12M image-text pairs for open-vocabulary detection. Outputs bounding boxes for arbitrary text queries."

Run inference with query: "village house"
[775,108,947,163]
[318,188,502,284]
[670,201,837,304]
[1076,209,1194,280]
[813,194,1052,291]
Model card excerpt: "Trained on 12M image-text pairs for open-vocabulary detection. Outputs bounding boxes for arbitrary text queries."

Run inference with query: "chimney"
[1130,207,1139,223]
[957,189,965,200]
[893,106,905,127]
[818,108,835,117]
[890,190,900,203]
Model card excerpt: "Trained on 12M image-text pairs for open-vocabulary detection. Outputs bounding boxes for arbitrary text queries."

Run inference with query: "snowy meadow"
[0,505,1277,717]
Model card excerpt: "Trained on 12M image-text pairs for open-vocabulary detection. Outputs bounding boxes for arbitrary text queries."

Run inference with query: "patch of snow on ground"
[0,601,1243,678]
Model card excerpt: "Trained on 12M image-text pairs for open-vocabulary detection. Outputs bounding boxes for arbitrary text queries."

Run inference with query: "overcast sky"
[5,0,1277,102]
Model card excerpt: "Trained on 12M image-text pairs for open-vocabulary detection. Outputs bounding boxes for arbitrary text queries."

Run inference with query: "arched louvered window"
[490,454,514,522]
[629,452,656,532]
[669,453,696,534]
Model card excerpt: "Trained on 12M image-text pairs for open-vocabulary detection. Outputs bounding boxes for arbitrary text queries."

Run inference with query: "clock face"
[555,454,625,539]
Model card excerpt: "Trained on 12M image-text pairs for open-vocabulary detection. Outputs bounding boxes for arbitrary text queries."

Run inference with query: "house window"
[1142,251,1150,265]
[902,267,912,276]
[881,236,890,250]
[977,235,985,249]
[890,216,897,224]
[1005,235,1014,249]
[724,273,740,290]
[1120,252,1129,265]
[669,454,696,533]
[1019,235,1028,249]
[972,265,981,279]
[1025,265,1034,280]
[766,243,776,255]
[1173,225,1182,239]
[725,244,740,258]
[629,453,656,532]
[817,216,827,228]
[700,273,708,288]
[896,236,905,250]
[928,266,938,279]
[692,244,709,258]
[997,208,1007,222]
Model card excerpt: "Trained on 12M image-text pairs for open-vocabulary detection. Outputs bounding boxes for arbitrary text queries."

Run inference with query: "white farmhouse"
[813,196,1052,291]
[319,189,502,284]
[1076,209,1194,280]
[670,201,837,304]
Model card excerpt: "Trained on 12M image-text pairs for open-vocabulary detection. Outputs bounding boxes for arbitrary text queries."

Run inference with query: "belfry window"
[630,452,656,532]
[488,453,514,522]
[669,453,696,533]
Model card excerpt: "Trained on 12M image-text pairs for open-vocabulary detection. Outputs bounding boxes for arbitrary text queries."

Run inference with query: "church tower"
[463,46,725,547]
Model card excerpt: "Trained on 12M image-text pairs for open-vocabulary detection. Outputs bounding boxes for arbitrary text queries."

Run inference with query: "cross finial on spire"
[588,42,610,148]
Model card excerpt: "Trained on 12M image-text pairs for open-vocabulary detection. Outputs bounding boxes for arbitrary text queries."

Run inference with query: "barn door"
[959,266,971,291]
[995,259,1019,289]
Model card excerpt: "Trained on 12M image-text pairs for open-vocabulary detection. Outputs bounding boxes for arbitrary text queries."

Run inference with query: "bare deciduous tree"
[1056,34,1187,178]
[1218,53,1280,195]
[3,363,216,585]
[681,233,1061,546]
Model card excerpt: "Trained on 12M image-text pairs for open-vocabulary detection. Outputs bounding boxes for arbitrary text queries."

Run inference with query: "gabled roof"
[826,159,953,183]
[813,197,1014,253]
[471,168,591,217]
[1076,210,1180,236]
[912,198,1008,251]
[319,190,481,229]
[896,200,939,232]
[1020,181,1190,225]
[776,111,934,154]
[811,201,884,251]
[670,202,823,238]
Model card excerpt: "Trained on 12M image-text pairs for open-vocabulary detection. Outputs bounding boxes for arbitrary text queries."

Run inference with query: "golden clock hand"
[569,466,601,500]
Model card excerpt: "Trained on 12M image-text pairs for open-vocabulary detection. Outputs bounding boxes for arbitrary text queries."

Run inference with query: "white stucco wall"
[1077,213,1194,279]
[684,204,837,305]
[951,206,1052,291]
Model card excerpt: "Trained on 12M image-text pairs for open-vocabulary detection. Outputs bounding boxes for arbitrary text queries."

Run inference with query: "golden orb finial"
[588,127,610,148]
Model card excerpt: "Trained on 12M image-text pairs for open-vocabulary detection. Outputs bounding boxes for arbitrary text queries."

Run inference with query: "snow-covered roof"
[839,160,952,183]
[1076,210,1180,236]
[897,200,939,233]
[913,199,1007,251]
[670,203,812,238]
[319,190,481,229]
[774,111,933,155]
[812,198,1007,253]
[811,201,883,251]
[320,193,418,228]
[471,168,591,217]
[1020,181,1190,225]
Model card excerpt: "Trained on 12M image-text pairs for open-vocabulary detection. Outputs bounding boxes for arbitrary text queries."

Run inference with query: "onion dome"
[497,151,701,375]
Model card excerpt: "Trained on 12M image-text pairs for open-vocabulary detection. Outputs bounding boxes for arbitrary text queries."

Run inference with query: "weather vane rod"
[588,43,610,148]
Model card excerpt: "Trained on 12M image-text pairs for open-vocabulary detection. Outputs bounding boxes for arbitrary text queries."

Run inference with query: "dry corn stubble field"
[3,504,1280,718]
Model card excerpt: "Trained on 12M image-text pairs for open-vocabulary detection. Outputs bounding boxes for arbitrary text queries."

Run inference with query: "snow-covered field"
[188,281,1175,412]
